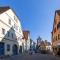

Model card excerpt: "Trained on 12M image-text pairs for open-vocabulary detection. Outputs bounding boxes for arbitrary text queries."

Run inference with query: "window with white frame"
[2,28,5,35]
[9,19,11,25]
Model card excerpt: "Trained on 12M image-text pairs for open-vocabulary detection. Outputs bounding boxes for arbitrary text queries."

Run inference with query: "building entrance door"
[12,44,18,55]
[19,46,22,53]
[57,47,60,55]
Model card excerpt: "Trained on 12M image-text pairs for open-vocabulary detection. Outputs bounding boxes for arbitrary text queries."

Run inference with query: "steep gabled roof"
[55,10,60,16]
[0,6,10,14]
[52,10,60,32]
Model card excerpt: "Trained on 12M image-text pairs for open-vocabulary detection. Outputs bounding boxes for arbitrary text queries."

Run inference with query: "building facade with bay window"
[51,10,60,55]
[22,31,30,52]
[0,6,23,56]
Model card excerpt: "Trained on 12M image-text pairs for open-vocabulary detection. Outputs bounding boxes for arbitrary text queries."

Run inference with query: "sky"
[0,0,60,42]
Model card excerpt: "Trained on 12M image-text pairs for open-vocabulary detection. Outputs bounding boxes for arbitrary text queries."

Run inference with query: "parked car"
[29,49,35,55]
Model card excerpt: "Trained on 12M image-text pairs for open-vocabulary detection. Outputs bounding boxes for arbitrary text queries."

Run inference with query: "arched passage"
[12,44,18,55]
[19,46,22,53]
[0,42,4,55]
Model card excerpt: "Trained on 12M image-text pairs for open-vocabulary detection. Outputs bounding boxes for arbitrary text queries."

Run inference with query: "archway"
[0,42,4,55]
[19,46,22,53]
[12,44,18,55]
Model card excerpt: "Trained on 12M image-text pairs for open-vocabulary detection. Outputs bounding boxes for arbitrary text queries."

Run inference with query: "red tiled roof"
[23,31,30,40]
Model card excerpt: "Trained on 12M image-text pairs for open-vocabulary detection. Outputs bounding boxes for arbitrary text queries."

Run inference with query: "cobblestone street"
[0,54,60,60]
